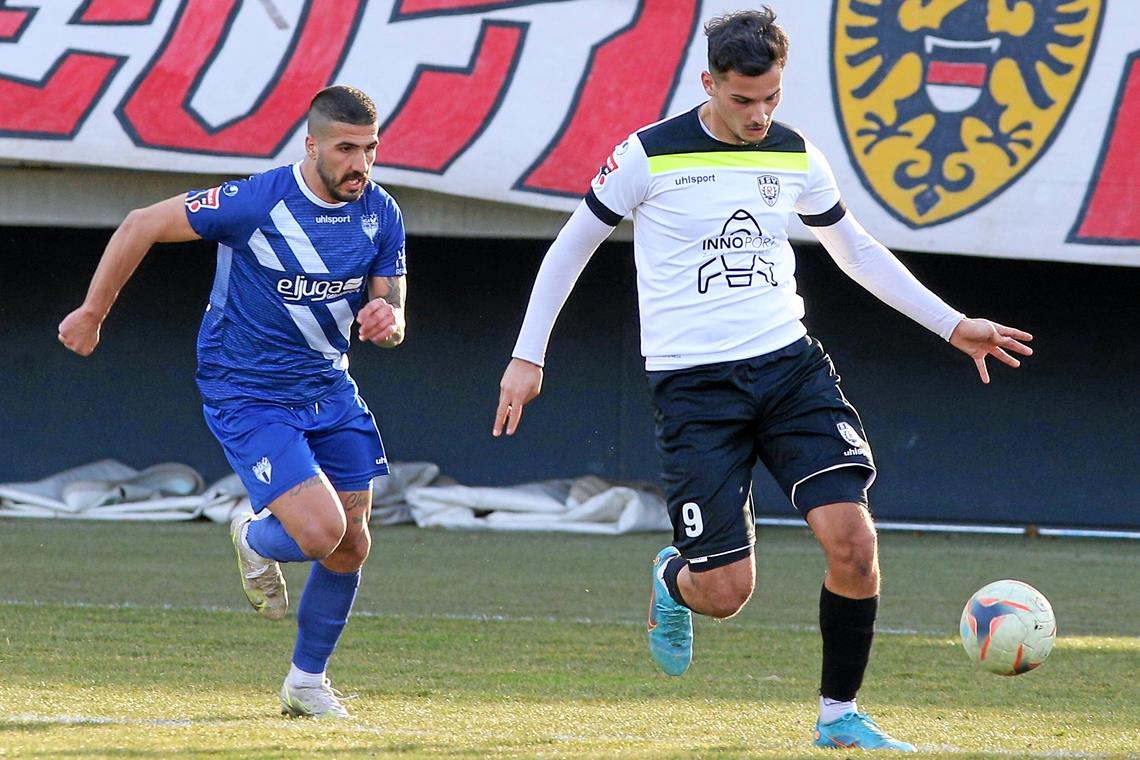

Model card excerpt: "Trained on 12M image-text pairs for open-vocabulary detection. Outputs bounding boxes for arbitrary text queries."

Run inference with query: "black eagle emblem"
[832,0,1102,226]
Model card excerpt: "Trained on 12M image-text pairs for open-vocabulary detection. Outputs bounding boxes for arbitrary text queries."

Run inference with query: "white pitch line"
[0,598,952,636]
[6,714,193,727]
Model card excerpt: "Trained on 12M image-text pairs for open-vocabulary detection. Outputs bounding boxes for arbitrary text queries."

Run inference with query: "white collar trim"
[292,162,348,209]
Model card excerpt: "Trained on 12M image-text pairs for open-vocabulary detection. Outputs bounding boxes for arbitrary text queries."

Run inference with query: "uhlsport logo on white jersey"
[251,457,272,485]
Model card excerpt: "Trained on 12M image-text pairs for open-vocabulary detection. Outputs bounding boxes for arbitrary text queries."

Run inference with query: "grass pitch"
[0,520,1137,758]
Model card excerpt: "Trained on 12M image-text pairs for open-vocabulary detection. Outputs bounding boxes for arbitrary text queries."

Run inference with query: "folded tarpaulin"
[0,460,444,524]
[0,462,670,533]
[405,474,671,534]
[0,460,225,521]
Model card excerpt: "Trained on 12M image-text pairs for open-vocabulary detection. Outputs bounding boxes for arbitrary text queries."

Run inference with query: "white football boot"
[279,678,352,719]
[229,513,288,620]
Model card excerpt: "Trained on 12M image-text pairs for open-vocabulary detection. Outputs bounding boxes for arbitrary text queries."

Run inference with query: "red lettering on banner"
[70,0,158,24]
[0,3,34,41]
[375,21,525,174]
[391,0,556,21]
[1070,52,1140,244]
[117,0,363,157]
[518,0,700,196]
[0,52,124,137]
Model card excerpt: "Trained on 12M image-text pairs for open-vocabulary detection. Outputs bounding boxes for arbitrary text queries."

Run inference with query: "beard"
[316,159,367,202]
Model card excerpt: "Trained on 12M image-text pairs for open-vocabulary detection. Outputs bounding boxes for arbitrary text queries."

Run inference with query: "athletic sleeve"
[511,202,617,366]
[184,175,274,248]
[810,212,965,341]
[794,139,844,221]
[582,134,650,226]
[371,193,407,278]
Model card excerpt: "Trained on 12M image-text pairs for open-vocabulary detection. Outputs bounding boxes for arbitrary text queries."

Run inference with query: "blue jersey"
[185,163,406,407]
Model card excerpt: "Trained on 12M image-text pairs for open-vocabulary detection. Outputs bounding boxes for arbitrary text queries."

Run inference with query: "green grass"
[0,520,1137,758]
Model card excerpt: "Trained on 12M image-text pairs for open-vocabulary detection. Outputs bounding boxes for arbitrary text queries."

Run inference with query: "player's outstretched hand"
[949,317,1033,384]
[357,298,401,345]
[493,358,543,437]
[58,306,103,356]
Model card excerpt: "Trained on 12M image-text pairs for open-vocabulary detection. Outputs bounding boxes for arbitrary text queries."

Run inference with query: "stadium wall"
[5,224,1137,530]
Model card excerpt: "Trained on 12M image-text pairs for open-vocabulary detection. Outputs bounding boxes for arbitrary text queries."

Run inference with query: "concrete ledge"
[0,164,632,240]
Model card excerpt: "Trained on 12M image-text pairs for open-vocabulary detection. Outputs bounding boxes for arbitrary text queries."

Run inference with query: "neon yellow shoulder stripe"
[648,151,808,174]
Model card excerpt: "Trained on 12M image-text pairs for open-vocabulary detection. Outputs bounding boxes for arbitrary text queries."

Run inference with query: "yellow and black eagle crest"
[832,0,1102,227]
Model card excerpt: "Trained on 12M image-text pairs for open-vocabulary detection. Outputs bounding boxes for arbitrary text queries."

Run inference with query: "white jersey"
[585,106,846,371]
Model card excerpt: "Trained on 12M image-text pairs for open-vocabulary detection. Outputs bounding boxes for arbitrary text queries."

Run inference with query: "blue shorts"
[203,383,389,511]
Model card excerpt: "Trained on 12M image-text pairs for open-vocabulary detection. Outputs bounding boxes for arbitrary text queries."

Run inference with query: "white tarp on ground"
[405,474,670,534]
[0,462,670,534]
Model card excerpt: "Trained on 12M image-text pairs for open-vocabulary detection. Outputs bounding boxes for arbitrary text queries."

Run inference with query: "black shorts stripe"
[584,189,623,227]
[798,199,847,227]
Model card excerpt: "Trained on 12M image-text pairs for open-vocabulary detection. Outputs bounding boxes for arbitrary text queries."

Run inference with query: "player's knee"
[704,582,753,618]
[826,530,878,580]
[323,526,371,572]
[294,515,347,560]
[693,567,754,619]
[341,529,372,569]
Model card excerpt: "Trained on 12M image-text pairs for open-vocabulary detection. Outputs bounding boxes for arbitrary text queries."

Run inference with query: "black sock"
[819,585,878,701]
[662,555,689,607]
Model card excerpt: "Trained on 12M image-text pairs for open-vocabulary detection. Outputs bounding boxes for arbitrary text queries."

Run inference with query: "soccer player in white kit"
[60,85,406,719]
[494,8,1032,751]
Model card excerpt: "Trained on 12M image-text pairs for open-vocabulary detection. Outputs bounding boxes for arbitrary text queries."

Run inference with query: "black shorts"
[647,337,875,570]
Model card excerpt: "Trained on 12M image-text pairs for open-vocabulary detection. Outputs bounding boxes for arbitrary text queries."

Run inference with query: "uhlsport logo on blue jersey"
[831,0,1102,228]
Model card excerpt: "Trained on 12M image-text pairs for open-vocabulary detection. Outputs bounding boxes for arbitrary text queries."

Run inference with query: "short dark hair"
[705,7,789,78]
[308,85,377,130]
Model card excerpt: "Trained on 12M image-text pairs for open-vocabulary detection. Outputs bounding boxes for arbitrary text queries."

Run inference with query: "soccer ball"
[959,579,1056,675]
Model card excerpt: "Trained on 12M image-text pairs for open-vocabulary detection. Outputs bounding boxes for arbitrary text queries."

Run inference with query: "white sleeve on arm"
[810,212,964,341]
[511,201,616,365]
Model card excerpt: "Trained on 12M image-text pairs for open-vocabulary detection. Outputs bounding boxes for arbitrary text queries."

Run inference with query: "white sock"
[286,663,325,688]
[820,696,857,723]
[237,520,253,552]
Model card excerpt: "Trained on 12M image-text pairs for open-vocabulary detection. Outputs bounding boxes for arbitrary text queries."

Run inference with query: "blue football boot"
[647,546,692,676]
[813,712,916,751]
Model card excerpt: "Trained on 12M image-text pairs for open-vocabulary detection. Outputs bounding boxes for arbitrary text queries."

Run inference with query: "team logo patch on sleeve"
[591,149,622,190]
[185,186,222,213]
[831,0,1102,228]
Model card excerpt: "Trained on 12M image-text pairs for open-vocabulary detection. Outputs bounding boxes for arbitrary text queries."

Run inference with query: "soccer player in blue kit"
[494,8,1033,752]
[58,85,405,719]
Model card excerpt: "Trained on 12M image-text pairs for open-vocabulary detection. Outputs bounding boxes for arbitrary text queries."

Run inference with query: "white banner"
[0,0,1136,265]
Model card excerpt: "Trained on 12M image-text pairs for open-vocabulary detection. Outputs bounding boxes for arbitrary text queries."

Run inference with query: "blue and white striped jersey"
[185,163,406,406]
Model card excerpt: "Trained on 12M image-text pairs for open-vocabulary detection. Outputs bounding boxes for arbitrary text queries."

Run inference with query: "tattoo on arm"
[374,276,405,308]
